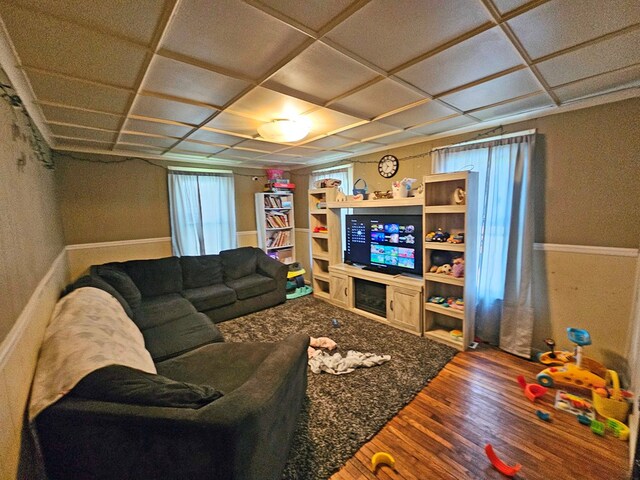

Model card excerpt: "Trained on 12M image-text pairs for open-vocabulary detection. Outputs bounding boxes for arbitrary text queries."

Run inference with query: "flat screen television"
[344,214,423,276]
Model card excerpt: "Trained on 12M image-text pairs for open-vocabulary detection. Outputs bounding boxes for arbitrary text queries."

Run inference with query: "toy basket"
[592,369,630,422]
[352,178,368,199]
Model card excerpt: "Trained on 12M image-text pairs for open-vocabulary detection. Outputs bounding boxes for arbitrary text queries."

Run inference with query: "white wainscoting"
[0,249,68,479]
[236,231,258,248]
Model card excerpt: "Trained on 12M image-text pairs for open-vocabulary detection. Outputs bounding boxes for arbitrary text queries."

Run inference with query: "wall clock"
[378,154,399,178]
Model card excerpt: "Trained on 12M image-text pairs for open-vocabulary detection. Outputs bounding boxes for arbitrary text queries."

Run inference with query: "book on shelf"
[266,230,290,248]
[265,211,290,228]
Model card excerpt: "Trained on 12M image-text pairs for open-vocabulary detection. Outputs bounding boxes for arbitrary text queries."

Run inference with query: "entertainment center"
[309,171,478,351]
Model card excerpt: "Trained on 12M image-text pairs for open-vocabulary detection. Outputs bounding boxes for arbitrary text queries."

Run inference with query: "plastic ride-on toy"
[536,328,606,391]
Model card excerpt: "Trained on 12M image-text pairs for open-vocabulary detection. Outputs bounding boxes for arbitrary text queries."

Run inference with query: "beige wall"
[0,93,65,344]
[55,156,274,244]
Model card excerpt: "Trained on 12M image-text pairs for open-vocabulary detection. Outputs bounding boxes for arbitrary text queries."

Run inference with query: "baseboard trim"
[66,237,171,250]
[0,248,66,367]
[534,243,638,257]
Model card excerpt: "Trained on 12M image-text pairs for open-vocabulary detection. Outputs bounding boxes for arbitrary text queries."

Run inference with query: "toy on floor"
[554,390,595,419]
[484,444,521,477]
[606,418,630,441]
[591,369,631,422]
[536,410,551,421]
[537,337,574,365]
[516,375,548,402]
[536,328,606,391]
[370,451,396,472]
[286,264,313,299]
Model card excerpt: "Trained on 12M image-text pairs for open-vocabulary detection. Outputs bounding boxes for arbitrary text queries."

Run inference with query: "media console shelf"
[328,263,423,335]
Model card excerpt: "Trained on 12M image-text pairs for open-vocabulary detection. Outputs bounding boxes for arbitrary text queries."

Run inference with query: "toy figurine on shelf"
[447,232,464,244]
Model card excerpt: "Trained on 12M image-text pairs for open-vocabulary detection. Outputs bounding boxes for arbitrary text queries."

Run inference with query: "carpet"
[218,295,458,480]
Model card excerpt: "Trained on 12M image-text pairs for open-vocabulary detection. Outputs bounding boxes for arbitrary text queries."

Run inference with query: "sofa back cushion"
[63,275,135,319]
[122,257,183,297]
[92,265,142,310]
[220,247,257,280]
[180,255,224,288]
[70,365,223,408]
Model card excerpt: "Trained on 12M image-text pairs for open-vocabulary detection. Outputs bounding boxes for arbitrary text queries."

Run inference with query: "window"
[168,168,237,256]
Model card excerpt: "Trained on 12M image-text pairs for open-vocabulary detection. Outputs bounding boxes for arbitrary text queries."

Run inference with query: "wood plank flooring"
[331,345,630,480]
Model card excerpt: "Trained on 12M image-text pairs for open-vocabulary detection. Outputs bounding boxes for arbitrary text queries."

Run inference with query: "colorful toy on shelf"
[312,225,328,233]
[428,296,445,304]
[517,375,548,402]
[484,444,521,477]
[445,296,464,310]
[450,329,463,341]
[435,264,452,274]
[425,227,449,242]
[451,257,464,278]
[536,328,606,391]
[447,232,464,244]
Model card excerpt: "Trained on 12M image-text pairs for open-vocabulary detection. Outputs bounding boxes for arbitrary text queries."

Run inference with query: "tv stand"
[328,263,422,335]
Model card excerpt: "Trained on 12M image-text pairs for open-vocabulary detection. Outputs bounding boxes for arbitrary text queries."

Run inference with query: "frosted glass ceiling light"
[257,118,310,142]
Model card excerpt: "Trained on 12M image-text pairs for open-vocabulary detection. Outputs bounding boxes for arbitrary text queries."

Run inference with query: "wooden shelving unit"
[255,192,295,264]
[308,188,339,299]
[423,172,478,351]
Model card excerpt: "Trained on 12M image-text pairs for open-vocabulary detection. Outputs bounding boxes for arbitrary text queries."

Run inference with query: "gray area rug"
[218,295,457,480]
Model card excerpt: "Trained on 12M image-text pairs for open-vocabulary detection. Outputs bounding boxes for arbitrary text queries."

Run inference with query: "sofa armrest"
[36,333,309,480]
[256,251,288,280]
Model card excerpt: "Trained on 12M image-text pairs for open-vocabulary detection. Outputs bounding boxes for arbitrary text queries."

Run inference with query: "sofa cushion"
[180,255,224,289]
[123,257,183,297]
[142,312,224,362]
[93,265,142,310]
[220,247,257,280]
[182,284,236,311]
[135,294,197,330]
[70,365,223,408]
[225,273,276,300]
[62,275,134,319]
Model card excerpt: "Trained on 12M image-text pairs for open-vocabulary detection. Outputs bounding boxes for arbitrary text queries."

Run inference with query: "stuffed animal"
[335,187,347,202]
[452,257,464,278]
[436,264,452,275]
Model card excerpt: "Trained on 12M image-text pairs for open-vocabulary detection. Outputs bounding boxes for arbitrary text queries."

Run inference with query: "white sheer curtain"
[432,132,536,357]
[168,170,237,256]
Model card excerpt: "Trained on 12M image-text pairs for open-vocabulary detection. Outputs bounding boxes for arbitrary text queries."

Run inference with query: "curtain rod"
[430,128,537,152]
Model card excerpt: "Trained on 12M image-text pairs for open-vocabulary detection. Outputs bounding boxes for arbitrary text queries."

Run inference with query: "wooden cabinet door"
[329,273,349,308]
[387,287,422,334]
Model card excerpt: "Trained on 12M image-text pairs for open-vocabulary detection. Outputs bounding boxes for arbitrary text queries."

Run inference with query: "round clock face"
[378,155,399,178]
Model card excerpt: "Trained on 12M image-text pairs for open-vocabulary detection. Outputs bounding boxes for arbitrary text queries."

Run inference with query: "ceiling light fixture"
[257,118,310,143]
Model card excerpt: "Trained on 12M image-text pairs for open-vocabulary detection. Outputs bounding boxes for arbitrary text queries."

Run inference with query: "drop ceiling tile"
[301,135,354,149]
[130,95,215,125]
[114,144,165,155]
[232,139,285,152]
[471,93,554,120]
[440,69,541,112]
[205,112,264,137]
[339,141,385,153]
[410,115,477,136]
[55,138,114,149]
[188,129,244,146]
[2,4,148,88]
[536,28,640,87]
[371,130,423,145]
[256,0,354,31]
[508,0,640,60]
[275,146,322,157]
[123,118,193,137]
[173,140,226,154]
[142,56,251,107]
[49,124,118,143]
[9,0,169,44]
[41,105,123,130]
[339,122,400,141]
[226,87,317,122]
[379,100,458,128]
[326,0,492,71]
[331,78,426,119]
[214,148,266,159]
[161,0,309,79]
[491,0,532,14]
[553,65,640,102]
[304,107,365,137]
[119,133,179,148]
[264,42,379,103]
[28,71,133,114]
[396,27,523,96]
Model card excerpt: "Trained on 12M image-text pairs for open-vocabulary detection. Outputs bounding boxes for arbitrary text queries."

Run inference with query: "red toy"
[517,375,548,402]
[485,444,521,477]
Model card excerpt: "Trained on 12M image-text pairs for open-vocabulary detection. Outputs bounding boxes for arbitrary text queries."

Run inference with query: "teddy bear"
[452,257,464,278]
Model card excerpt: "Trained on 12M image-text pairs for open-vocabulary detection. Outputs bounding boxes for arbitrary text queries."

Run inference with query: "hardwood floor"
[331,345,630,480]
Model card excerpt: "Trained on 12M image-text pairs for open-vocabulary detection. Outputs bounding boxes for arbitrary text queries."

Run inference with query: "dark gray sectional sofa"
[34,247,308,480]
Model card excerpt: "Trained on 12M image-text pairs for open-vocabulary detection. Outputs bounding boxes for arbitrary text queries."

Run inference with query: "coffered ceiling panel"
[440,69,542,112]
[326,0,493,71]
[41,105,123,131]
[508,0,640,60]
[330,78,426,119]
[0,0,637,168]
[536,28,640,87]
[263,42,380,104]
[1,3,147,88]
[397,27,523,96]
[161,0,309,79]
[142,56,252,108]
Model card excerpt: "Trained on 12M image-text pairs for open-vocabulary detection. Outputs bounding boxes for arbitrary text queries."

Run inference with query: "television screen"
[345,214,422,276]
